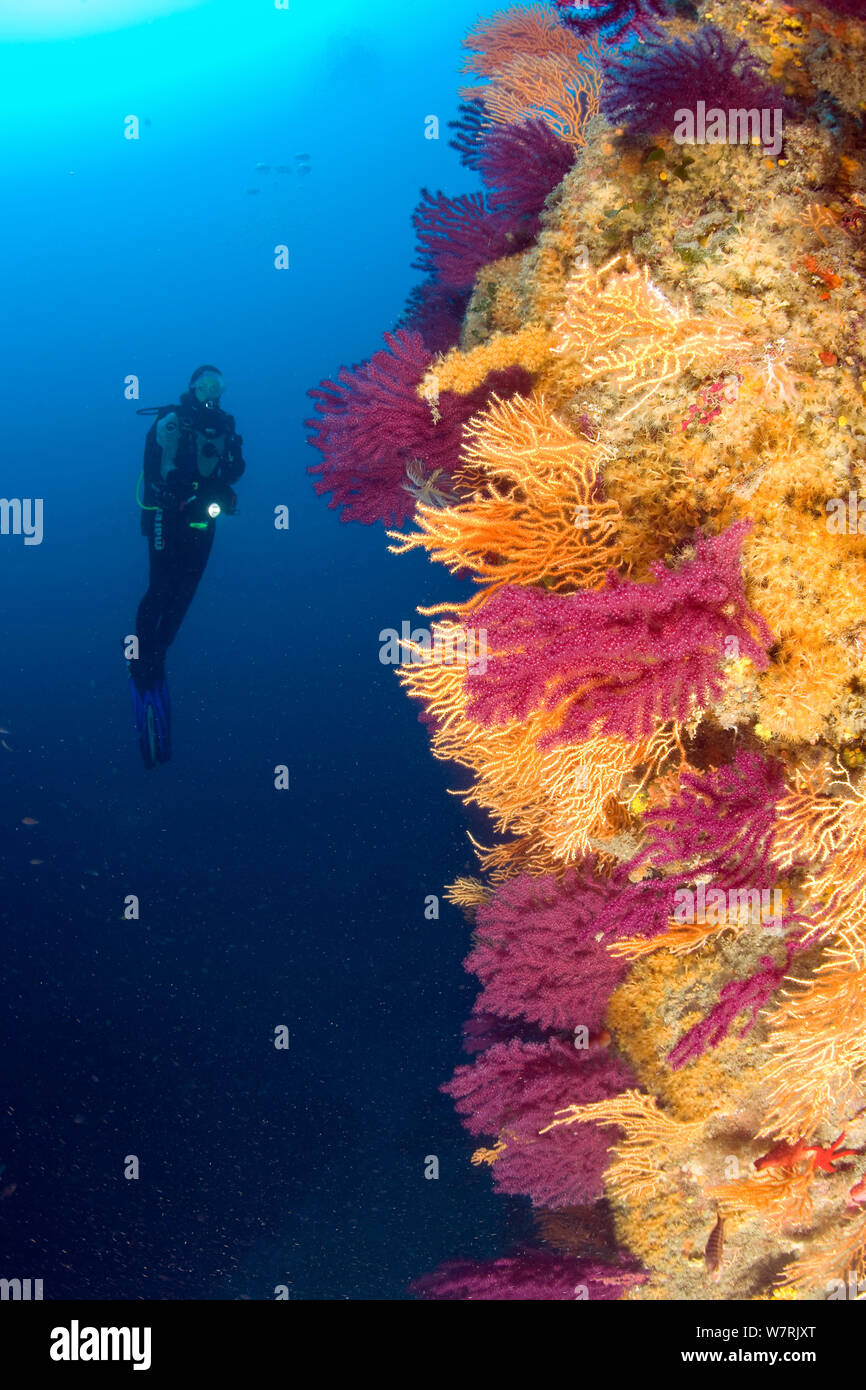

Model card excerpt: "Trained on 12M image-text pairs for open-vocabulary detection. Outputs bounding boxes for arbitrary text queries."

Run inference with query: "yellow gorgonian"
[389,392,621,608]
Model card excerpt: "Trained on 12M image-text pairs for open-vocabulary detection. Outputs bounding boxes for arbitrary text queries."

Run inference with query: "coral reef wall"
[309,0,866,1300]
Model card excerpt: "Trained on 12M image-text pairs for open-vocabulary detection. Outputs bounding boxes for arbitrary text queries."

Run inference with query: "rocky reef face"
[311,1,866,1300]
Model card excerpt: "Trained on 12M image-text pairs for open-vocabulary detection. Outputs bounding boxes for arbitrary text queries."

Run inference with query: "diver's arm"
[222,415,246,485]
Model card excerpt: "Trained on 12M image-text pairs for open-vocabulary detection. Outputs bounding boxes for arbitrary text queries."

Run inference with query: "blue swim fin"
[129,664,171,768]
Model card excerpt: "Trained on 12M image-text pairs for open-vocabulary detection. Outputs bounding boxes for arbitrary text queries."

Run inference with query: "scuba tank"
[136,402,234,483]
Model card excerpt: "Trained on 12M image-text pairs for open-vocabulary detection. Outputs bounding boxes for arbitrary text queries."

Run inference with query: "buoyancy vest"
[139,402,244,508]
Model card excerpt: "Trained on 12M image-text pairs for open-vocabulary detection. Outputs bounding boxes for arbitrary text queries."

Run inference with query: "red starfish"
[755,1131,858,1173]
[807,1132,858,1174]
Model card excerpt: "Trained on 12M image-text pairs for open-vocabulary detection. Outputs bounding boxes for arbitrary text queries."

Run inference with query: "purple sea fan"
[396,280,470,355]
[637,749,786,889]
[478,118,575,231]
[412,189,515,289]
[448,98,491,169]
[443,1038,636,1207]
[601,26,789,136]
[667,940,802,1069]
[810,0,866,16]
[441,117,574,262]
[410,1248,647,1300]
[589,750,787,952]
[461,1011,549,1054]
[554,0,670,42]
[306,329,531,525]
[465,522,773,744]
[593,868,689,945]
[466,870,628,1032]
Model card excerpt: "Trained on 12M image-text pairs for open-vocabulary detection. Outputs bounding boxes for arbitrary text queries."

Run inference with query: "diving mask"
[191,370,226,407]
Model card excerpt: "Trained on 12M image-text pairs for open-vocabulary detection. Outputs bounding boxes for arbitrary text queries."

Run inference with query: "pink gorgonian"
[444,1038,635,1207]
[464,522,773,744]
[307,329,531,525]
[410,1248,647,1300]
[466,870,627,1032]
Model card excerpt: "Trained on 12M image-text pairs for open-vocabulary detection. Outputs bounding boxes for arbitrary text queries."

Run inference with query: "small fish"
[275,165,291,174]
[295,152,310,162]
[22,817,38,826]
[29,859,44,866]
[254,162,270,172]
[704,1211,725,1282]
[1,740,12,752]
[246,188,260,196]
[297,165,311,176]
[0,727,10,735]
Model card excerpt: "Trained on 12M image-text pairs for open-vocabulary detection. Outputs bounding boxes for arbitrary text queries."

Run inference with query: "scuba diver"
[130,365,245,768]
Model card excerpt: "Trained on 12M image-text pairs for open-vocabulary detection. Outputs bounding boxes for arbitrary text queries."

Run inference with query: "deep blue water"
[0,0,516,1299]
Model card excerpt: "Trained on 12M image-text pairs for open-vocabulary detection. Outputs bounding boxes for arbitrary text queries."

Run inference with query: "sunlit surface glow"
[0,0,210,41]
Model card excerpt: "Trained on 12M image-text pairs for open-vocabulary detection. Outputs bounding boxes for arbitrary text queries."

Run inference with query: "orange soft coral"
[461,2,592,76]
[396,619,679,872]
[461,5,603,147]
[388,392,621,607]
[464,51,603,147]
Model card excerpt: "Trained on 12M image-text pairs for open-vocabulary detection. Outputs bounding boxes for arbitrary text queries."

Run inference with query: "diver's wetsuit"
[129,389,245,767]
[135,510,215,682]
[135,392,245,682]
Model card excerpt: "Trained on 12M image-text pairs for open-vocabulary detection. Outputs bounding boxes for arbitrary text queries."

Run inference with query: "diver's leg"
[153,520,215,652]
[134,518,173,685]
[129,512,185,767]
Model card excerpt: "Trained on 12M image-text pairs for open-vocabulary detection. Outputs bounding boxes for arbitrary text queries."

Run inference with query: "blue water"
[0,0,515,1299]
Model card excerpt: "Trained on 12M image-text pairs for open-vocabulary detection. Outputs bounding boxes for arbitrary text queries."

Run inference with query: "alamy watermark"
[826,492,866,534]
[0,497,42,545]
[379,622,487,674]
[50,1321,151,1371]
[827,1271,866,1300]
[0,1277,43,1299]
[673,885,786,929]
[673,103,783,159]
